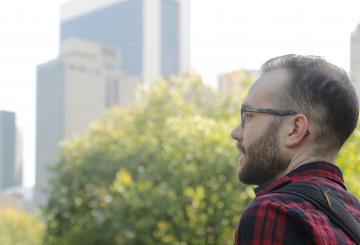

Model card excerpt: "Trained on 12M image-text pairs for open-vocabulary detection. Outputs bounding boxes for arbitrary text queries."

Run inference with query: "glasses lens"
[240,110,246,127]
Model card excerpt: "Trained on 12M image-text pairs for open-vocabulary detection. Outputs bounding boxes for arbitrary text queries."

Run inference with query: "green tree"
[44,72,252,244]
[43,71,360,244]
[0,208,44,245]
[337,126,360,198]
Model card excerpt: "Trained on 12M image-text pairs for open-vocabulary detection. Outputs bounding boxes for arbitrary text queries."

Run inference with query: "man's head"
[231,54,359,185]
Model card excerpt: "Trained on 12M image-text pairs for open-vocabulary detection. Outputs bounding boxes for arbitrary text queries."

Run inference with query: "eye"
[241,112,253,126]
[243,112,253,121]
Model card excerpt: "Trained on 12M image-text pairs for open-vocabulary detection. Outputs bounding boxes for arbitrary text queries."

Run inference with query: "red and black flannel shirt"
[234,161,360,245]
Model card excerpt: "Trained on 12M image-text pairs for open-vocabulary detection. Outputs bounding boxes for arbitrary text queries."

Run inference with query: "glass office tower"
[60,0,190,78]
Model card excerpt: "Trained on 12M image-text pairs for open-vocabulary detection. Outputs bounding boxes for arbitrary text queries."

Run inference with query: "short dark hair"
[261,54,359,151]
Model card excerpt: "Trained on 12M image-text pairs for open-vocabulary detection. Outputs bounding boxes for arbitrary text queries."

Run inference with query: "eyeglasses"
[241,106,298,127]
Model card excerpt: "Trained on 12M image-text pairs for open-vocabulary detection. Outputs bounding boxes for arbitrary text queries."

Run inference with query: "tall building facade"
[35,0,190,206]
[35,38,141,205]
[351,23,360,94]
[60,0,190,79]
[0,111,16,191]
[15,128,23,186]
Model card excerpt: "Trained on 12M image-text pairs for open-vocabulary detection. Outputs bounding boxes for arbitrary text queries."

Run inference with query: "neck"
[281,151,336,177]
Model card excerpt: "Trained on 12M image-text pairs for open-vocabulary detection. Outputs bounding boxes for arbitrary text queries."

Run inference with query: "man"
[231,54,360,244]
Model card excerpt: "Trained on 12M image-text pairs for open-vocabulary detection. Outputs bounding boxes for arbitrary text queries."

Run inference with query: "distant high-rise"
[15,128,23,186]
[35,38,141,205]
[218,69,257,95]
[60,0,190,79]
[350,23,360,94]
[35,0,190,206]
[0,111,16,191]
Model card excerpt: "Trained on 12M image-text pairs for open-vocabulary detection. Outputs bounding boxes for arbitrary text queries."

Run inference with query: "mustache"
[237,142,246,154]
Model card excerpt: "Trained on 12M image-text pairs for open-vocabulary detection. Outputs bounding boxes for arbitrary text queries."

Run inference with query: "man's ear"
[284,114,309,147]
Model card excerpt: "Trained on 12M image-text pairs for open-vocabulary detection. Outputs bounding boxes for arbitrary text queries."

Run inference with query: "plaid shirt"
[234,161,360,245]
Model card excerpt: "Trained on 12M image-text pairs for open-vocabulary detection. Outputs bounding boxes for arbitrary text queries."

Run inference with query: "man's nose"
[231,124,243,141]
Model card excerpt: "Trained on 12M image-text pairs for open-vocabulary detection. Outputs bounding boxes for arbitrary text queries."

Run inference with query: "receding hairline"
[251,69,297,113]
[259,54,359,151]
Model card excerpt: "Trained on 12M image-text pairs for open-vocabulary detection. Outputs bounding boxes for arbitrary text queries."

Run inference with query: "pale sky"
[0,0,359,187]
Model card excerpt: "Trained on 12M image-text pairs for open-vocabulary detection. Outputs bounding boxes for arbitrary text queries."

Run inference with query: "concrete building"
[14,128,23,187]
[35,38,141,206]
[351,23,360,94]
[0,193,26,211]
[218,69,258,95]
[60,0,190,79]
[35,0,191,207]
[0,111,16,191]
[1,187,33,211]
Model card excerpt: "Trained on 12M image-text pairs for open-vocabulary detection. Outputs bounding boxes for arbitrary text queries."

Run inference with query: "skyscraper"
[15,128,23,187]
[35,0,190,206]
[0,111,16,191]
[350,23,360,94]
[35,38,141,205]
[60,0,190,79]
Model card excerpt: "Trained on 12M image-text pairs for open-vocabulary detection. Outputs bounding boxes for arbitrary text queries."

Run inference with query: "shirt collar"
[254,161,345,197]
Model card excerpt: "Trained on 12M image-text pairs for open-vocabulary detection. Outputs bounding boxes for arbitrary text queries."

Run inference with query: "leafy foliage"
[337,126,360,198]
[43,70,360,244]
[0,208,44,245]
[44,71,253,245]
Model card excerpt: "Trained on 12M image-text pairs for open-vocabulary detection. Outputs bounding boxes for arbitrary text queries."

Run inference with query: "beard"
[237,119,290,185]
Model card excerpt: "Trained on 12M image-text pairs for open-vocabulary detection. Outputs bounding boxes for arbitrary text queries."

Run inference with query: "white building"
[35,38,141,206]
[0,111,18,191]
[350,23,360,94]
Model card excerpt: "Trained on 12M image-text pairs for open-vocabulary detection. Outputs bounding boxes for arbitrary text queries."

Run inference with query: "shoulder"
[240,192,314,225]
[235,193,313,245]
